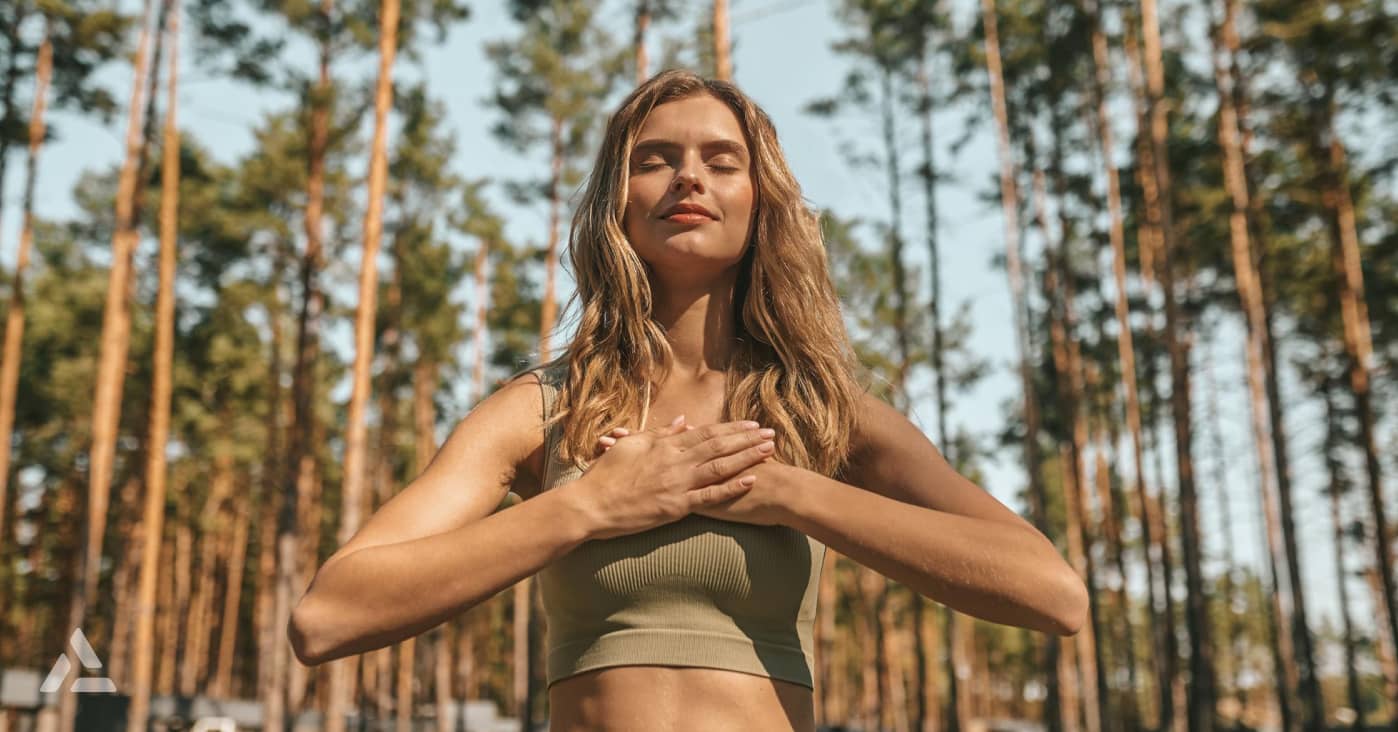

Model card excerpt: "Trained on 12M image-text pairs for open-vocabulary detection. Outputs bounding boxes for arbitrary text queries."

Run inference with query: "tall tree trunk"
[1087,303,1142,732]
[1036,141,1101,732]
[169,515,193,696]
[915,56,945,732]
[980,5,1054,732]
[0,15,49,558]
[326,0,398,727]
[1140,1,1214,728]
[108,476,144,688]
[712,0,731,81]
[633,0,651,84]
[540,118,564,360]
[1320,380,1366,730]
[214,493,249,698]
[62,2,161,727]
[1075,11,1148,729]
[1121,21,1177,729]
[127,2,179,722]
[513,578,530,727]
[1208,7,1320,730]
[158,513,180,695]
[816,549,842,728]
[1027,169,1066,732]
[1364,562,1398,706]
[1313,89,1396,714]
[858,565,886,731]
[271,1,333,728]
[1200,325,1244,723]
[183,449,234,696]
[0,0,30,287]
[257,259,286,709]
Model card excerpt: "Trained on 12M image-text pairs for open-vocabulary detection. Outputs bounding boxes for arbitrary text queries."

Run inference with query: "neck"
[650,266,740,381]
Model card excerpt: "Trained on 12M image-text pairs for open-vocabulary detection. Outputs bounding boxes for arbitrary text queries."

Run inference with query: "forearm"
[780,467,1087,635]
[291,486,592,664]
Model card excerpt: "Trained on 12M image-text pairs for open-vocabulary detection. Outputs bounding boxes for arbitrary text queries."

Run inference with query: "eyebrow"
[632,138,749,160]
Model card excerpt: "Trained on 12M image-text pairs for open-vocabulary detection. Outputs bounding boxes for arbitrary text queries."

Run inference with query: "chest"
[638,373,730,431]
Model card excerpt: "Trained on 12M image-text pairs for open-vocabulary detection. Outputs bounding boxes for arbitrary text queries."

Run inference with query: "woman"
[289,69,1087,731]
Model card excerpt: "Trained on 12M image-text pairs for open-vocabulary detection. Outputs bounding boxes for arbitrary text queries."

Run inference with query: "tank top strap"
[534,361,575,489]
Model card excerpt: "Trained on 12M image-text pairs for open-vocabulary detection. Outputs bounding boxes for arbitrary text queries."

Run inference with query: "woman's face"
[623,93,756,279]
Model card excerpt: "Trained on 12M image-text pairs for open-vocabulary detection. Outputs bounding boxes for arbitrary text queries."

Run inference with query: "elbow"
[288,596,327,666]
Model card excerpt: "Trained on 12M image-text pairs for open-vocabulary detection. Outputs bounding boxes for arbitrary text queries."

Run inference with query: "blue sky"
[2,0,1372,633]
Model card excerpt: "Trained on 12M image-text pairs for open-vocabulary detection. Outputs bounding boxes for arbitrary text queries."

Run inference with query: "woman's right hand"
[567,415,777,540]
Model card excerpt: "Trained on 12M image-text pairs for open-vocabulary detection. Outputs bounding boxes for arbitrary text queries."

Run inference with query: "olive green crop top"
[529,364,827,690]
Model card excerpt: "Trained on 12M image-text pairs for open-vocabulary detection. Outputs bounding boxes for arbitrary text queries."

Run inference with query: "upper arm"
[845,391,1038,535]
[319,371,547,571]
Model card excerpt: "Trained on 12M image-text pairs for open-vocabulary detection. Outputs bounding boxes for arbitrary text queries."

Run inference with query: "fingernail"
[742,420,760,428]
[671,414,685,426]
[740,475,756,486]
[757,428,775,438]
[758,441,774,453]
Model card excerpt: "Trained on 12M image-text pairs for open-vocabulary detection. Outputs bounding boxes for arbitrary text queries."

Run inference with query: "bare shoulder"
[320,369,549,569]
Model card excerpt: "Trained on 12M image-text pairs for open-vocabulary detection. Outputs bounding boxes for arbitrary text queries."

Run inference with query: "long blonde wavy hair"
[538,68,870,480]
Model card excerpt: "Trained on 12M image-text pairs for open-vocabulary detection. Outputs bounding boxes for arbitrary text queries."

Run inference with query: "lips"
[659,201,717,220]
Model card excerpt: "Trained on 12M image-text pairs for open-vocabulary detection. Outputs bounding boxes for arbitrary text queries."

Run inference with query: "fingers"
[695,427,774,463]
[671,419,763,449]
[694,438,776,483]
[687,473,757,508]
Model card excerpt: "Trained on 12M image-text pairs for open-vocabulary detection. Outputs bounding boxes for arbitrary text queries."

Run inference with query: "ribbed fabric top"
[531,364,826,690]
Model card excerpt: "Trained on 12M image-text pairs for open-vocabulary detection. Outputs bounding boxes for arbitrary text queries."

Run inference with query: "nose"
[671,154,706,194]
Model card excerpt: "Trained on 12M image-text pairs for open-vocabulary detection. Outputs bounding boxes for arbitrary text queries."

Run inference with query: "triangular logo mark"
[39,628,117,693]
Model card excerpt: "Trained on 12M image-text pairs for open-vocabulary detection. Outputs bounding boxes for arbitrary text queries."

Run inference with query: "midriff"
[548,665,816,732]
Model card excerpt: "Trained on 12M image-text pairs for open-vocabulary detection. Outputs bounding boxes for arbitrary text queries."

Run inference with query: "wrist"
[546,481,604,544]
[757,461,803,525]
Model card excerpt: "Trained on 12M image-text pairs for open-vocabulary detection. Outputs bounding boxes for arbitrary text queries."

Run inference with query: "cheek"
[729,182,755,234]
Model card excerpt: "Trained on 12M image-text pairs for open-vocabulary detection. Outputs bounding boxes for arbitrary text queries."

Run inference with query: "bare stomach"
[547,665,816,732]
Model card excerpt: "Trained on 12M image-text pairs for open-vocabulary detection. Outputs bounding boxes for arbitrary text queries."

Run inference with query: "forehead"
[635,94,747,147]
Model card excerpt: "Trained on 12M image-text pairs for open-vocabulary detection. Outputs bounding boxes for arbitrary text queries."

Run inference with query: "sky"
[1,0,1379,633]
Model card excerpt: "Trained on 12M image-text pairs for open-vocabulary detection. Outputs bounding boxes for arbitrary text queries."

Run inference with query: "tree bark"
[981,5,1056,732]
[1313,89,1395,715]
[1140,1,1214,728]
[1320,380,1367,730]
[325,0,398,727]
[214,493,249,698]
[127,1,179,721]
[1120,22,1177,729]
[1200,325,1243,725]
[0,15,50,557]
[1209,6,1320,729]
[271,1,334,728]
[633,0,651,84]
[61,0,155,722]
[713,0,731,81]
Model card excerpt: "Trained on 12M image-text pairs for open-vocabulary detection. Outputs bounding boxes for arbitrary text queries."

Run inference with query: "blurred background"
[0,0,1394,730]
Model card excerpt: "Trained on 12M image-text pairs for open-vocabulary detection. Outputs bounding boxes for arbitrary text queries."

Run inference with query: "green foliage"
[485,0,625,170]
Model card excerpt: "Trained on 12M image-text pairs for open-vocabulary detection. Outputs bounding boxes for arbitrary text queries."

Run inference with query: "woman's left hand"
[598,424,791,526]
